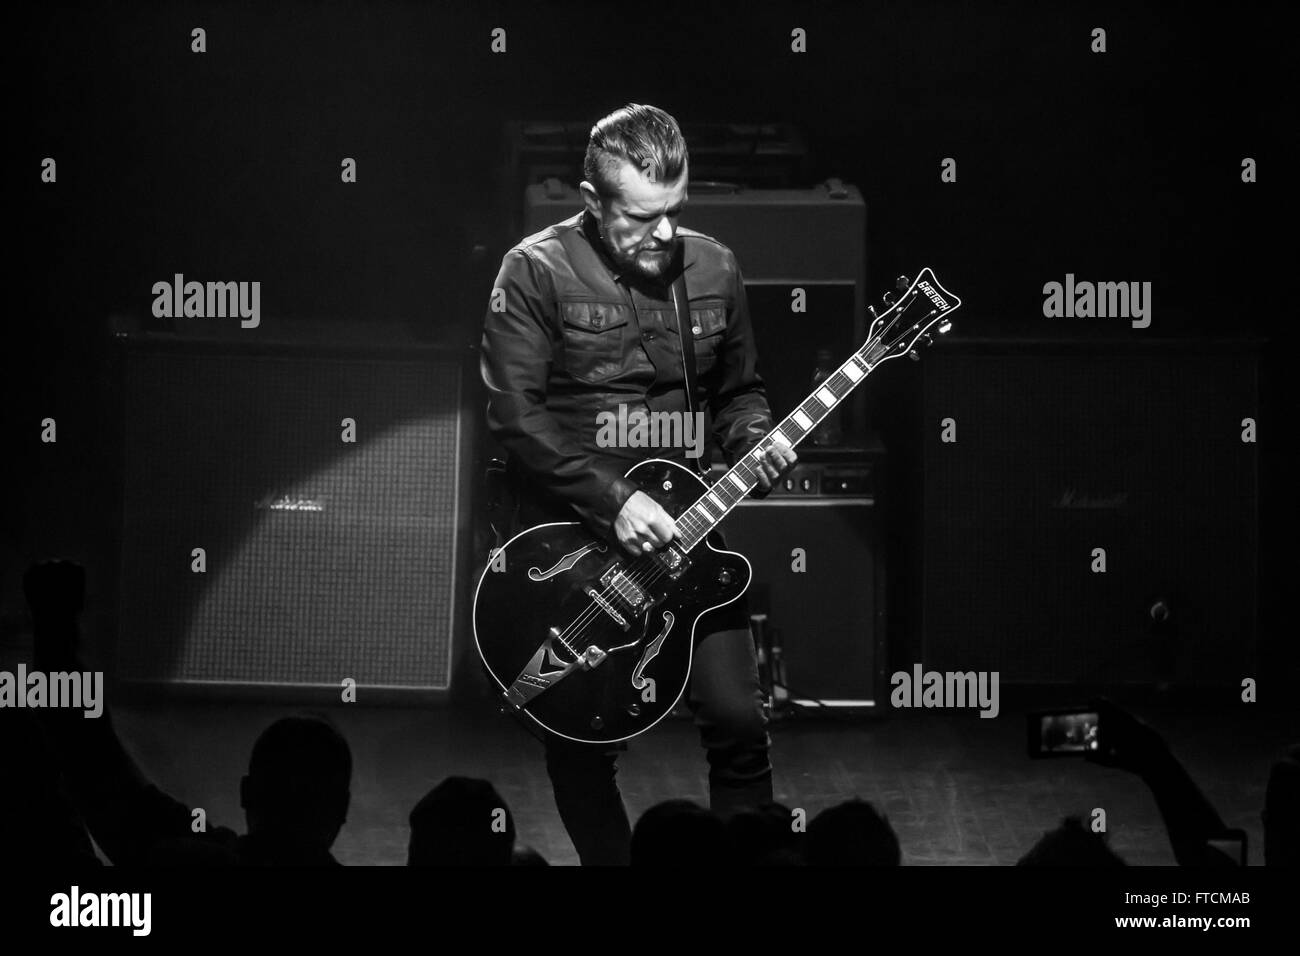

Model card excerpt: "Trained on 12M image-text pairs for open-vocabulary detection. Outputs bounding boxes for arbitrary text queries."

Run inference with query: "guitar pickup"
[597,568,649,616]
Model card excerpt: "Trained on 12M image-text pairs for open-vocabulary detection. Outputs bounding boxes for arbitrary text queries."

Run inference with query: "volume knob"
[717,568,734,585]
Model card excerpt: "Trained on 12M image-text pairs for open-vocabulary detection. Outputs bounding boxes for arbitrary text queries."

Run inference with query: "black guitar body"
[473,458,751,744]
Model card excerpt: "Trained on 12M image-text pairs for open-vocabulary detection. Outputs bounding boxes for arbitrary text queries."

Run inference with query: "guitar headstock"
[864,268,962,364]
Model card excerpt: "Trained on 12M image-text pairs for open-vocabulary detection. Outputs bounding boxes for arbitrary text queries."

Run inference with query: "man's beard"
[608,235,678,281]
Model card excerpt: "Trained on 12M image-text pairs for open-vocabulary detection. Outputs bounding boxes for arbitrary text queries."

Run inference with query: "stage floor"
[94,692,1287,866]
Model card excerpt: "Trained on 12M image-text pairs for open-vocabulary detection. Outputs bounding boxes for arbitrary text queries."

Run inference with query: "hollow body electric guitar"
[474,268,962,743]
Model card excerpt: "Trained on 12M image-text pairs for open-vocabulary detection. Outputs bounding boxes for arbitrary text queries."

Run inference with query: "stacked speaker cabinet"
[919,338,1260,687]
[116,331,475,700]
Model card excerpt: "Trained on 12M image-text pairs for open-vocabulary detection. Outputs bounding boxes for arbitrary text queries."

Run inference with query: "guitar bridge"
[584,584,631,630]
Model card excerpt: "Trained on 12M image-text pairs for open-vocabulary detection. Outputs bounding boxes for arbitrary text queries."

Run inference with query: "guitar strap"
[670,255,708,477]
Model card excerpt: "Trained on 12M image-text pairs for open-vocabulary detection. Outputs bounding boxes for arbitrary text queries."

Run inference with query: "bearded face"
[585,158,688,282]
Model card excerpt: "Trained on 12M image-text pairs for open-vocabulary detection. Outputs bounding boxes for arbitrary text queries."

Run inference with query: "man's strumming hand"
[613,491,677,558]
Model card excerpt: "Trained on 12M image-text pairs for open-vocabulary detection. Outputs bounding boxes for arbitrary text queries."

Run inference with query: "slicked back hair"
[584,104,688,200]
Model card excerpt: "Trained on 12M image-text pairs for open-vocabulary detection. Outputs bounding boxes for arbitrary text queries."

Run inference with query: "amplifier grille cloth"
[120,352,460,690]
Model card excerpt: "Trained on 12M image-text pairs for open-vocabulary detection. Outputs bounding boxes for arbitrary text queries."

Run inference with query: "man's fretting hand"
[751,440,798,494]
[613,491,677,558]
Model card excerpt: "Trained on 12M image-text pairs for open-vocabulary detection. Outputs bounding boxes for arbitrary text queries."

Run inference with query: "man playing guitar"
[480,103,796,865]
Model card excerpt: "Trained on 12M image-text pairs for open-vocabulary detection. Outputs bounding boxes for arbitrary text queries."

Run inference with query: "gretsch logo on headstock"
[917,280,949,310]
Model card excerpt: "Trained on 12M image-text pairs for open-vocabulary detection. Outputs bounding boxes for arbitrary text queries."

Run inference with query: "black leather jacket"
[481,210,774,540]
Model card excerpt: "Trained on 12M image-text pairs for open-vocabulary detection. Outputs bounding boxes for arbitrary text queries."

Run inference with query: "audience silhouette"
[630,799,727,866]
[723,801,804,865]
[21,560,351,865]
[408,776,515,866]
[1083,697,1273,867]
[807,798,900,866]
[1017,816,1127,866]
[5,558,1289,867]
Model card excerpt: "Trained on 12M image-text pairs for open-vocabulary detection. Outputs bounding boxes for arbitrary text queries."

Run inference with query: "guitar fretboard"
[673,338,890,552]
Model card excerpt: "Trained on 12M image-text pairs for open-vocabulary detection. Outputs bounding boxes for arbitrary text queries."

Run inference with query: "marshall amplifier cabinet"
[918,338,1260,686]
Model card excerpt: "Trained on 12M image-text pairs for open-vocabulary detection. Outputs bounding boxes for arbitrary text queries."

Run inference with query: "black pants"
[544,606,773,866]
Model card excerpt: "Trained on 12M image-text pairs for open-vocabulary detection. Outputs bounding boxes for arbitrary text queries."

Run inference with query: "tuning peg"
[895,275,911,293]
[867,304,879,319]
[882,291,897,307]
[938,320,953,334]
[908,349,920,361]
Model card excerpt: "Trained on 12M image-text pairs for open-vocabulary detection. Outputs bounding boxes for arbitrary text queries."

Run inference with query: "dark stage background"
[4,2,1292,697]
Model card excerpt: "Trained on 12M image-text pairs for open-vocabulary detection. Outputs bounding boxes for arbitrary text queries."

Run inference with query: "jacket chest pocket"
[689,302,727,376]
[559,300,631,384]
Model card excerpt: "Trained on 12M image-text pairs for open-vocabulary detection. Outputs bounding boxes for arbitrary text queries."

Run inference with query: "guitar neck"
[673,337,890,553]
